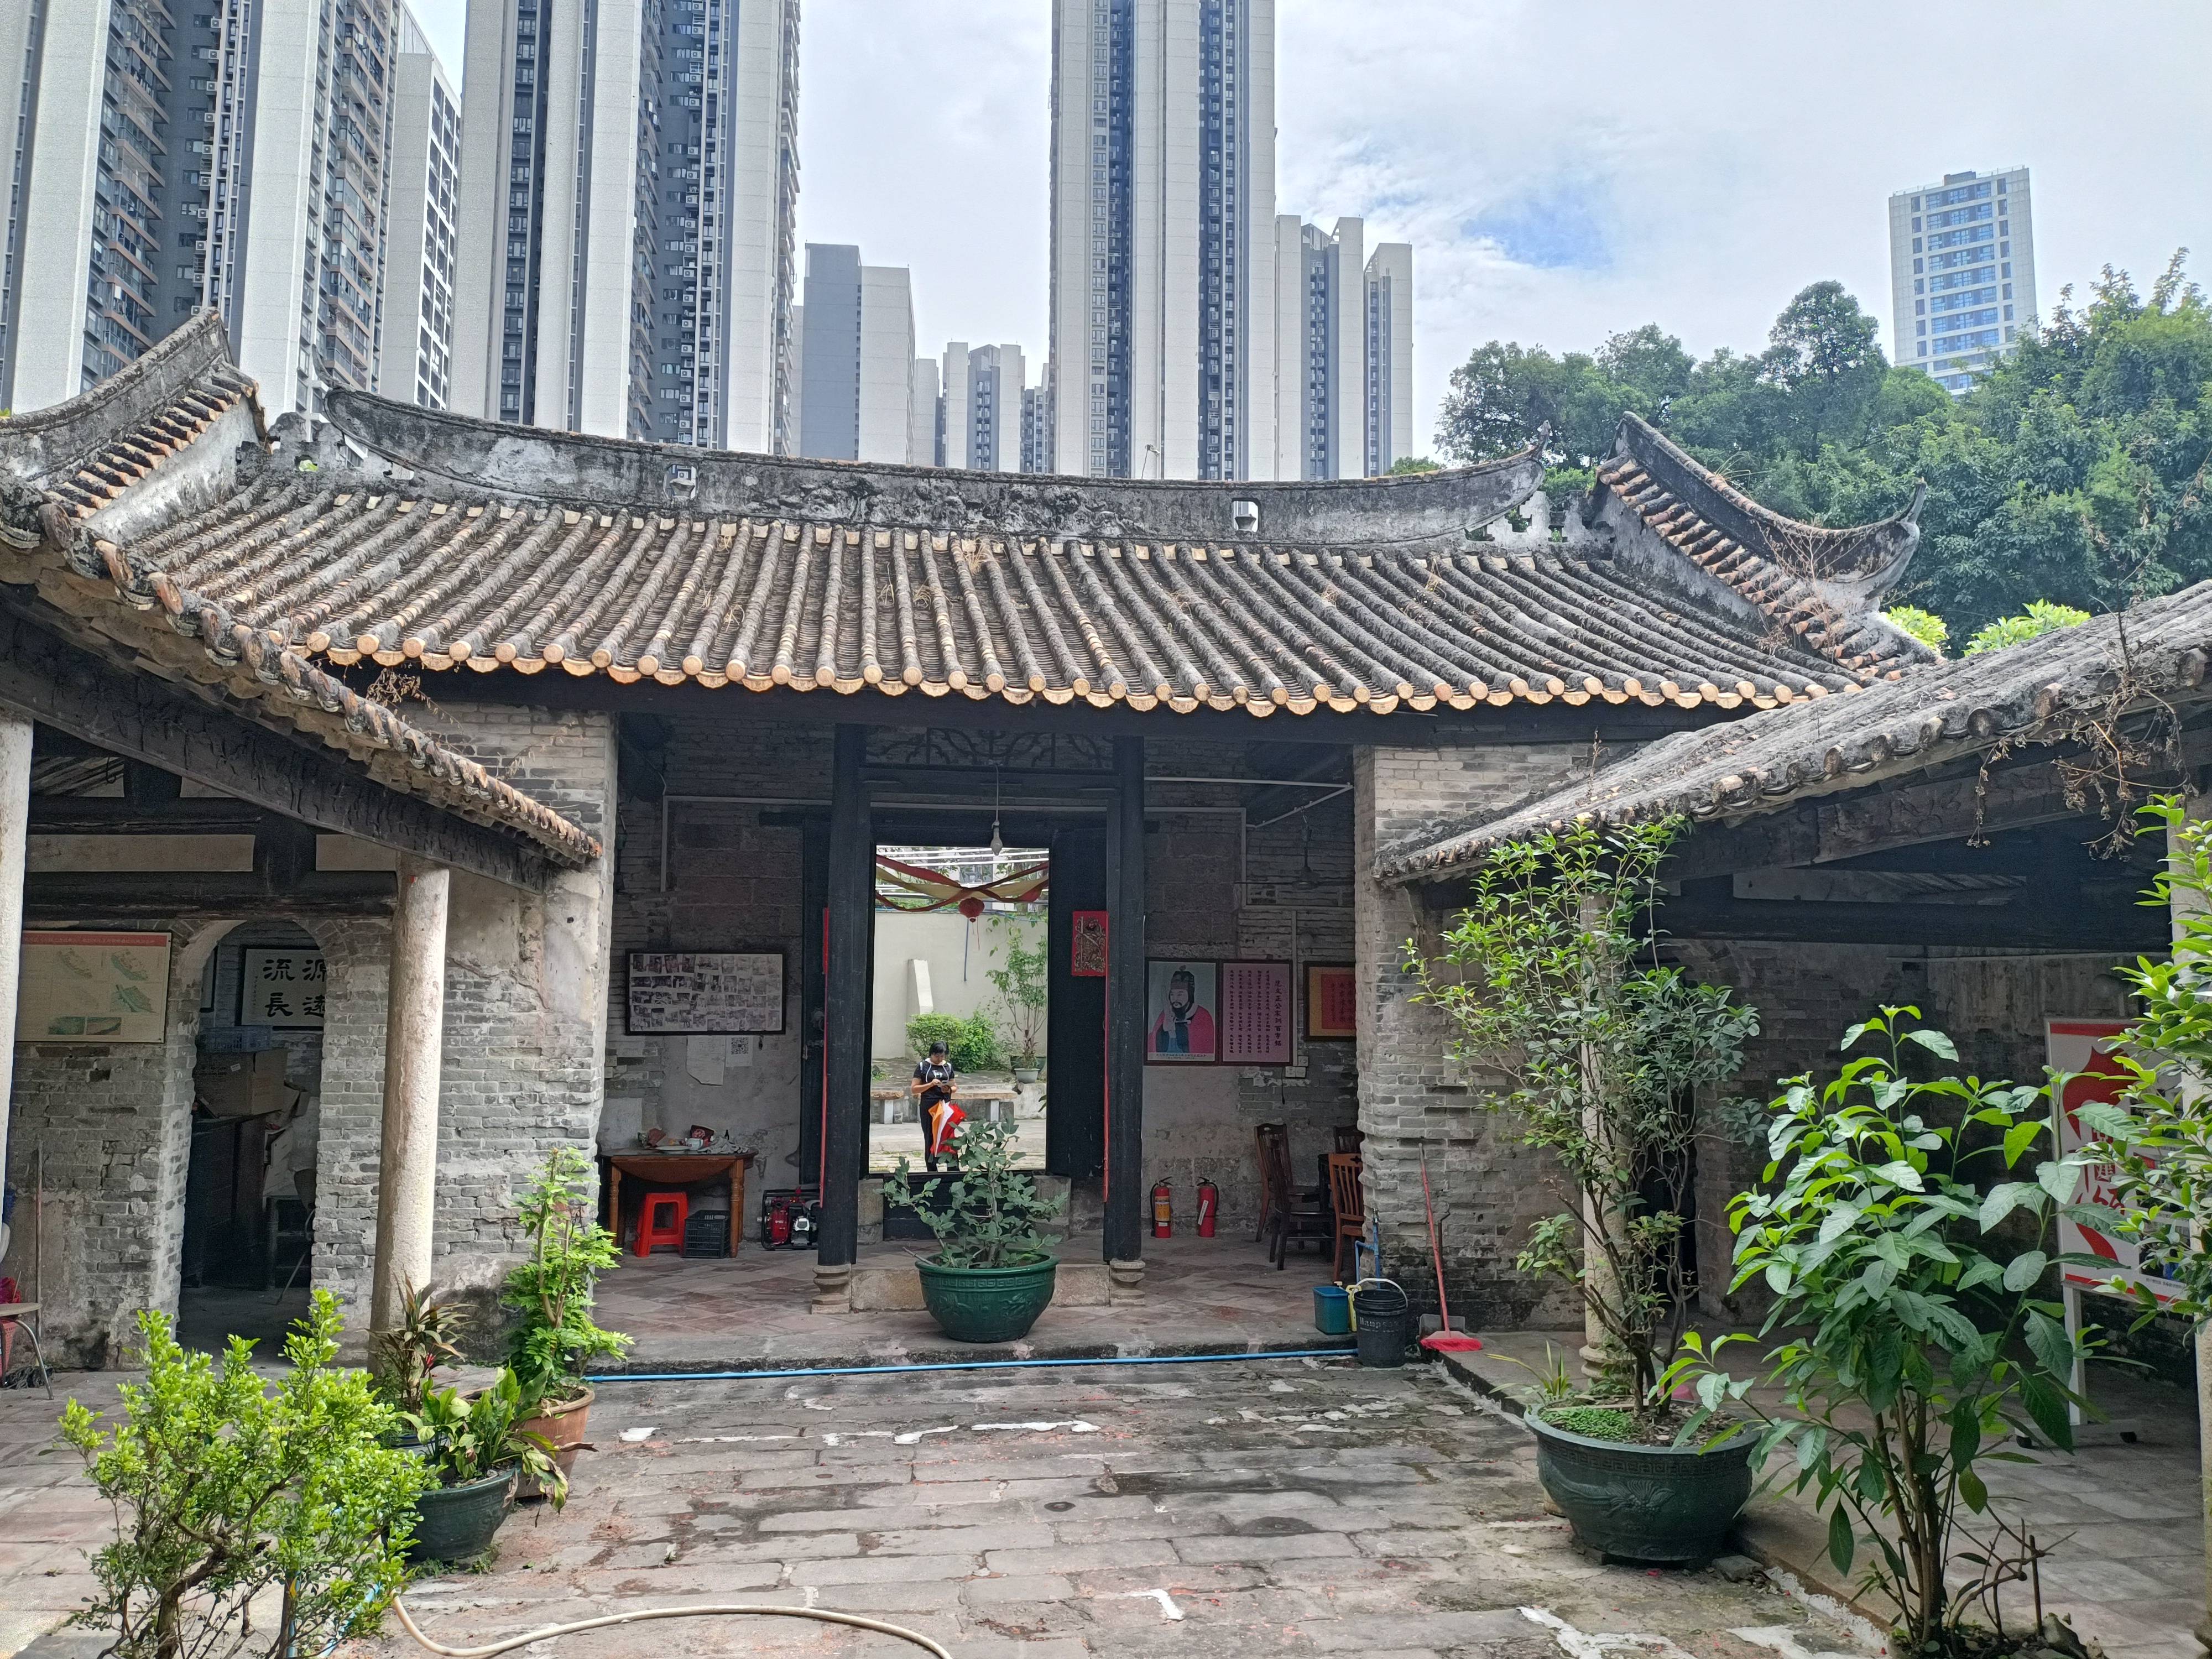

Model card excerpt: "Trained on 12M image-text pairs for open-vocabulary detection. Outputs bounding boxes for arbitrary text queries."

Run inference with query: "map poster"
[241,947,328,1029]
[1306,963,1357,1040]
[627,951,785,1035]
[2046,1018,2179,1306]
[1219,960,1294,1066]
[18,931,171,1043]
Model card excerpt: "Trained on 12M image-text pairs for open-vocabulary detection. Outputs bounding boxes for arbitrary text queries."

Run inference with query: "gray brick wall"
[1353,740,1597,1328]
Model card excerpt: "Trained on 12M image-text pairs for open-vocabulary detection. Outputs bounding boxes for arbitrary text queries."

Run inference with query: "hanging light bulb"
[989,764,1004,857]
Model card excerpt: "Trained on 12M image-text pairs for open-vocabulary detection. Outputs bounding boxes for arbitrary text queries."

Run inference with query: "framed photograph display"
[626,951,786,1035]
[17,931,171,1042]
[1305,963,1357,1040]
[1145,959,1218,1063]
[1218,961,1294,1066]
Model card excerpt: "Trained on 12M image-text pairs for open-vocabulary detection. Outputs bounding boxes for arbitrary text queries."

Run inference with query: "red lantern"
[958,895,985,919]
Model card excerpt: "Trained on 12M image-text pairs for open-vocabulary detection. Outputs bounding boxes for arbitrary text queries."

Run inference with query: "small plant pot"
[514,1384,593,1498]
[1526,1408,1753,1568]
[1013,1066,1042,1086]
[408,1466,516,1563]
[915,1254,1058,1343]
[380,1426,440,1461]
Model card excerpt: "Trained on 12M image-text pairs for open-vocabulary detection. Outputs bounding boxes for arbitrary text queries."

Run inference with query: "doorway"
[177,922,326,1354]
[868,843,1050,1177]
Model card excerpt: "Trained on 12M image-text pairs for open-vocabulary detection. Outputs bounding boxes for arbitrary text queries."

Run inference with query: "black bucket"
[1352,1280,1412,1368]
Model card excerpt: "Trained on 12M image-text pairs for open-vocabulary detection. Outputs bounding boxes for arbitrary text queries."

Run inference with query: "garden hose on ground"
[390,1596,954,1658]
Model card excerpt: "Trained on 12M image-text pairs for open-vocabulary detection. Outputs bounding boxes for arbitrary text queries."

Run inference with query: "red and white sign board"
[2045,1018,2179,1307]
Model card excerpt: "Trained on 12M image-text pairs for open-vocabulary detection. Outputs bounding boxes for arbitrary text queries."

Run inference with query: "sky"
[410,2,2212,454]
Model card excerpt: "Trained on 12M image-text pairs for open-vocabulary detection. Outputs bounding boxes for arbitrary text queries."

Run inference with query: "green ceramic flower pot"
[915,1254,1058,1343]
[408,1466,516,1564]
[1527,1408,1753,1567]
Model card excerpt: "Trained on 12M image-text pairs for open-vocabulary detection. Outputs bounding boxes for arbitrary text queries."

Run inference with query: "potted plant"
[985,915,1048,1084]
[403,1369,566,1564]
[368,1279,468,1455]
[1670,1008,2101,1656]
[61,1292,430,1659]
[1411,817,1761,1564]
[883,1115,1065,1342]
[502,1146,632,1476]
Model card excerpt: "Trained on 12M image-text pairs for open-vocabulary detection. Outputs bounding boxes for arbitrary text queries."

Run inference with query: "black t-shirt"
[913,1058,954,1104]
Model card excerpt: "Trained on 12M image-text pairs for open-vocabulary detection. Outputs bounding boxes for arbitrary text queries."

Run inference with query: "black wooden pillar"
[795,820,829,1192]
[1102,735,1147,1287]
[815,724,873,1303]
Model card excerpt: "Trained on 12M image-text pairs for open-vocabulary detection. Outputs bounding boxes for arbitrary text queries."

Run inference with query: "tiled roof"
[1378,582,2212,881]
[0,317,601,868]
[1594,414,1930,680]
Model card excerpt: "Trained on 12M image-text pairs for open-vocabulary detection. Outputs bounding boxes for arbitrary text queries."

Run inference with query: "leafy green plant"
[881,1115,1064,1269]
[984,915,1048,1067]
[1543,1405,1635,1442]
[406,1370,566,1509]
[1963,600,2090,656]
[368,1279,468,1417]
[59,1292,429,1659]
[906,1011,1002,1072]
[1666,1008,2102,1655]
[1410,816,1759,1406]
[1492,1340,1579,1408]
[1884,604,1950,655]
[502,1146,630,1405]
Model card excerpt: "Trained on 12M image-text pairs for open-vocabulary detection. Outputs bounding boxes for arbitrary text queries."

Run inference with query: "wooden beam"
[28,798,272,834]
[0,607,549,890]
[1655,895,2164,951]
[816,725,873,1284]
[1103,737,1147,1271]
[22,871,395,921]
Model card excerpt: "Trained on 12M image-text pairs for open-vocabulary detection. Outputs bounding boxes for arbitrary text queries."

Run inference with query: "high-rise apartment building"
[1363,241,1413,474]
[797,244,915,464]
[908,356,941,466]
[377,8,462,409]
[941,343,1027,473]
[1021,374,1053,474]
[1888,166,2037,394]
[1,0,417,416]
[1265,216,1412,478]
[451,0,801,448]
[1048,0,1278,479]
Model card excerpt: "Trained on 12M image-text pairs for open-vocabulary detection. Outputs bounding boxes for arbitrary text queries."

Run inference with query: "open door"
[1045,825,1105,1177]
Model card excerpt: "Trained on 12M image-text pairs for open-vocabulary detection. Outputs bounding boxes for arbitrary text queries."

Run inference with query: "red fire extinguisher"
[1196,1177,1218,1237]
[1151,1178,1173,1238]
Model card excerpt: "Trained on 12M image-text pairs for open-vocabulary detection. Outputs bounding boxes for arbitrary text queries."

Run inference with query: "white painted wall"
[869,910,1046,1063]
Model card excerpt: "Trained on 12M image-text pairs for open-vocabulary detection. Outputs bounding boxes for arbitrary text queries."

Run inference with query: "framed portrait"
[1145,959,1218,1063]
[1218,960,1293,1066]
[1305,963,1357,1040]
[1070,910,1108,977]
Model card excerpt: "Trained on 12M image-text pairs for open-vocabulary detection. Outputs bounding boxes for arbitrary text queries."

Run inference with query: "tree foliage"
[1436,254,2212,637]
[1410,818,1759,1405]
[502,1146,631,1404]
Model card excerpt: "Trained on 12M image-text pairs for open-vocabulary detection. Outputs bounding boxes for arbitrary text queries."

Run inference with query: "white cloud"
[408,1,2212,452]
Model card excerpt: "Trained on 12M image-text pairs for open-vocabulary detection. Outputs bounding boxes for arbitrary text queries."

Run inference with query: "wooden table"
[601,1152,753,1258]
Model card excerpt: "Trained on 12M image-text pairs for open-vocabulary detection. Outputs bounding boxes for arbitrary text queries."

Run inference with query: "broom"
[1417,1154,1482,1354]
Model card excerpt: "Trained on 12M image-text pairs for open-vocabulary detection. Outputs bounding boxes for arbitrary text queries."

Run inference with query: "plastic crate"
[680,1209,729,1259]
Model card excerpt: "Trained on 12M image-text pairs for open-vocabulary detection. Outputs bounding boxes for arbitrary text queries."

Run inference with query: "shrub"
[882,1115,1065,1269]
[408,1369,566,1510]
[1883,604,1950,655]
[503,1146,630,1406]
[1668,1008,2100,1654]
[1963,599,2090,656]
[60,1292,429,1659]
[906,1011,1001,1072]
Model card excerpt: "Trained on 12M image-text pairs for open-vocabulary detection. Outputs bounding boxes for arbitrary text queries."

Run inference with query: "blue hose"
[586,1345,1356,1384]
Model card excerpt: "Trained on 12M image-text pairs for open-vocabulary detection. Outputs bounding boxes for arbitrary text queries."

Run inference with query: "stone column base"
[811,1261,853,1314]
[1107,1257,1146,1305]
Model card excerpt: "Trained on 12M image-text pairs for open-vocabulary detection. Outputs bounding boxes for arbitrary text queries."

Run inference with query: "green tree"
[1961,599,2090,655]
[1386,455,1441,474]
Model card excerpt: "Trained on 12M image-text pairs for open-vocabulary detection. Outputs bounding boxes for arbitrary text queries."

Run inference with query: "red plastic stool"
[634,1191,689,1256]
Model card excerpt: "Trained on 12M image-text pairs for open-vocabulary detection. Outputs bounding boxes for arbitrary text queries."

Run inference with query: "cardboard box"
[196,1047,290,1117]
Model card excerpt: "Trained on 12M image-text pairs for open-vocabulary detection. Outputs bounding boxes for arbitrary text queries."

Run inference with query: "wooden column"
[814,725,872,1311]
[0,712,31,1190]
[369,856,450,1333]
[1103,737,1146,1299]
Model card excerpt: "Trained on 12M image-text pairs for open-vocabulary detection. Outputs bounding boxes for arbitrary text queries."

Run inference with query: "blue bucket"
[1313,1284,1351,1336]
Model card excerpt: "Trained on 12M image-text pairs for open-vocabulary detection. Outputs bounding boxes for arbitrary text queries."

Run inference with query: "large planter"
[1526,1408,1754,1568]
[517,1385,594,1499]
[916,1254,1058,1343]
[408,1467,515,1563]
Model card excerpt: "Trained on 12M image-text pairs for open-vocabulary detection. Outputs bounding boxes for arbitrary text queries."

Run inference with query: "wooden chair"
[1326,1152,1366,1281]
[1261,1128,1331,1270]
[1332,1125,1366,1156]
[1251,1122,1318,1243]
